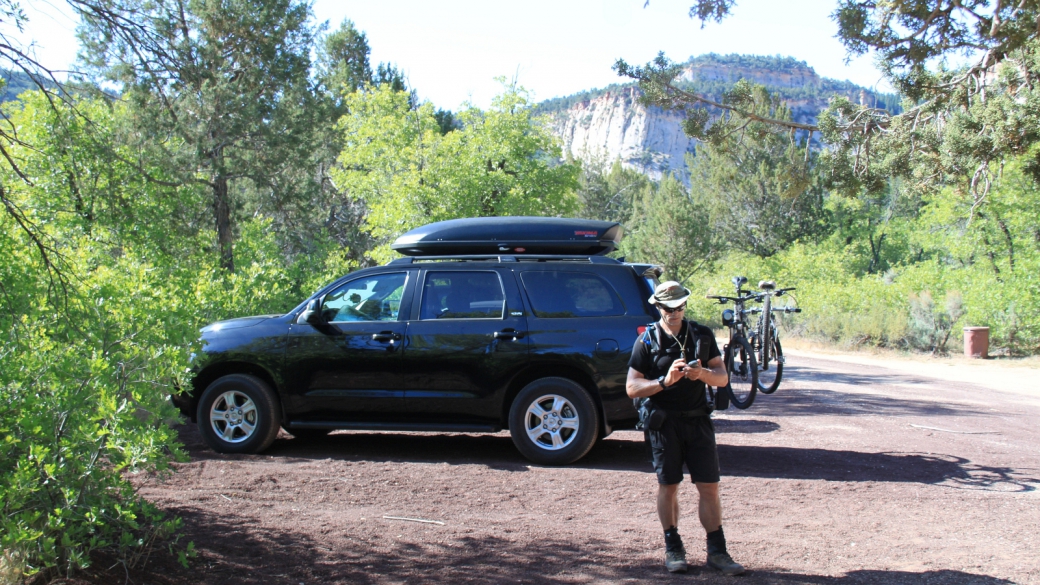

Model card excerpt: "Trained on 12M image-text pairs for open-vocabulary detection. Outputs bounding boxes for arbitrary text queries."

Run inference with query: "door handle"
[493,329,525,340]
[371,331,402,342]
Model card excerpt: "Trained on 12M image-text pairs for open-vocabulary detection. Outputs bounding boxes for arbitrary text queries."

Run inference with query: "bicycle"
[744,281,801,394]
[706,276,759,409]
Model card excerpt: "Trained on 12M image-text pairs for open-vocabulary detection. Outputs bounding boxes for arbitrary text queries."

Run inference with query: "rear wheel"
[725,337,758,409]
[509,377,599,465]
[757,337,783,394]
[197,374,282,454]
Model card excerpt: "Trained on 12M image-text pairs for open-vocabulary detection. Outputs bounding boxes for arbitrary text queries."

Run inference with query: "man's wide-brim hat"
[649,281,691,308]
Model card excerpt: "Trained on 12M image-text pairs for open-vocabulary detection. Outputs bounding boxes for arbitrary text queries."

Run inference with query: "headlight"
[722,309,734,326]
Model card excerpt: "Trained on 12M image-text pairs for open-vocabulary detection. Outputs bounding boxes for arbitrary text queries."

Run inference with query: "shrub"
[907,290,965,354]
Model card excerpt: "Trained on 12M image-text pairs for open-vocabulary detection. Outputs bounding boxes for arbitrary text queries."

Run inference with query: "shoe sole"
[666,563,688,573]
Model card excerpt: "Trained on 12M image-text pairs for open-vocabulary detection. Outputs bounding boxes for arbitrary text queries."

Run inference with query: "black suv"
[173,217,662,464]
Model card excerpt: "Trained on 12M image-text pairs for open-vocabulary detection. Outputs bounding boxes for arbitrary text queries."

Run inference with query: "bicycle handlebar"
[706,294,755,304]
[708,286,802,310]
[747,307,802,314]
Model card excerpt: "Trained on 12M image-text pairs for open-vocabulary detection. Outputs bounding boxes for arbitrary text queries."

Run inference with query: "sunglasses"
[660,304,686,314]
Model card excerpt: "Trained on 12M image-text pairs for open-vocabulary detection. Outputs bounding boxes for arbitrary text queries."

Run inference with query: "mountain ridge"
[536,53,900,180]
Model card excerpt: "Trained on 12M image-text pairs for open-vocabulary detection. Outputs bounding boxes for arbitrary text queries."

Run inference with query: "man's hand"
[664,359,687,387]
[691,356,729,387]
[682,359,704,381]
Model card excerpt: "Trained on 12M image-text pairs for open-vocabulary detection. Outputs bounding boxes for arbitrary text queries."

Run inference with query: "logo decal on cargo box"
[574,231,598,237]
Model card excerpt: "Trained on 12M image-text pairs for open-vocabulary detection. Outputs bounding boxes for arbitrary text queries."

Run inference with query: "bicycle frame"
[745,281,801,393]
[706,276,761,408]
[707,278,756,347]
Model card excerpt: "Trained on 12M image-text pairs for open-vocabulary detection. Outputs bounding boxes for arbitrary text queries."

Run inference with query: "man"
[626,281,744,575]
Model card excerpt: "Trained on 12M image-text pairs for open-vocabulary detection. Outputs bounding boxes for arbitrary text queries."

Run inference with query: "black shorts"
[647,415,720,485]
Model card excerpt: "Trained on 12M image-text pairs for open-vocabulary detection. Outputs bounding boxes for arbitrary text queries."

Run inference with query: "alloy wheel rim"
[524,394,579,451]
[209,390,258,444]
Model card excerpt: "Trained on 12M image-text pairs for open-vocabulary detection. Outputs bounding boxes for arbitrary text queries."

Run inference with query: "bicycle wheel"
[757,337,783,394]
[725,336,758,409]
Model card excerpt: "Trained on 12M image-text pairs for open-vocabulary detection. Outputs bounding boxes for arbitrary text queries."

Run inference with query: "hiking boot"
[707,551,745,576]
[664,547,688,573]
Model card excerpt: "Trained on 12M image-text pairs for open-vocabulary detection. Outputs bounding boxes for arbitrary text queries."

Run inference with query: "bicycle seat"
[758,280,776,290]
[732,276,748,287]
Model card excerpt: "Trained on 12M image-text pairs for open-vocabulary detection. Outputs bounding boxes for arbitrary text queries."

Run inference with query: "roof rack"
[389,254,622,265]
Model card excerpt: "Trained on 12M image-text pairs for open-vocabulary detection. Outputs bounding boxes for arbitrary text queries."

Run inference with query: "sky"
[14,0,892,111]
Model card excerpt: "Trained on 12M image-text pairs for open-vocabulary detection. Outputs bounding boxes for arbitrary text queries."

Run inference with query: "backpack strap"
[642,322,661,355]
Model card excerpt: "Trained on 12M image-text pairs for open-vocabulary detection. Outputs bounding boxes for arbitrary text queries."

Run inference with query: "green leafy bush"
[0,236,191,578]
[0,93,310,579]
[686,241,1036,355]
[907,290,965,354]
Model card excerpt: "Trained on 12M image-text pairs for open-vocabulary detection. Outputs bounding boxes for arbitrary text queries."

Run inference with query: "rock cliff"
[538,54,897,180]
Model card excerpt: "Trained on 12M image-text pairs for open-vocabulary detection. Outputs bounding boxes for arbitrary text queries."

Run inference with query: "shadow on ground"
[175,425,1038,491]
[109,503,1018,585]
[739,365,981,418]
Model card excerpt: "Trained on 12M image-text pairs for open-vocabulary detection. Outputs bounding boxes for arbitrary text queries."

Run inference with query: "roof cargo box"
[391,217,624,256]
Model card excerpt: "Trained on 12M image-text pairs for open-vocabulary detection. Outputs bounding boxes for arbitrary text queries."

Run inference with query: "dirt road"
[107,352,1040,585]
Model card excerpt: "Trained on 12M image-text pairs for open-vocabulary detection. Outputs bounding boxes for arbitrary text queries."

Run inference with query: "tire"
[757,337,783,394]
[508,377,599,465]
[725,337,758,409]
[197,374,282,454]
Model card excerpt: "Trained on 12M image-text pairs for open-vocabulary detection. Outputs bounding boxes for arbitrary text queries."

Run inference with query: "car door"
[400,267,529,423]
[518,266,650,422]
[283,271,412,422]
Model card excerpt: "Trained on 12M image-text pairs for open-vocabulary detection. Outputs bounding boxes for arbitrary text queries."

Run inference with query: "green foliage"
[686,154,1040,355]
[0,91,313,579]
[332,83,580,263]
[0,68,57,103]
[316,19,373,98]
[574,158,648,222]
[0,245,190,579]
[78,0,321,273]
[683,83,830,258]
[908,290,965,354]
[613,2,1040,357]
[622,174,719,284]
[833,0,1040,101]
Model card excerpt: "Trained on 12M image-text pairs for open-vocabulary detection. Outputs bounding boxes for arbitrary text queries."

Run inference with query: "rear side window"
[520,271,625,318]
[420,271,505,319]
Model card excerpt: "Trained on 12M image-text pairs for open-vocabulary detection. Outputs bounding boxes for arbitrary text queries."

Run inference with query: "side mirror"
[298,299,323,325]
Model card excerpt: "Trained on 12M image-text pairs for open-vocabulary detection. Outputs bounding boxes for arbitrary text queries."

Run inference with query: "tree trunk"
[213,175,235,273]
[868,232,886,274]
[996,216,1014,272]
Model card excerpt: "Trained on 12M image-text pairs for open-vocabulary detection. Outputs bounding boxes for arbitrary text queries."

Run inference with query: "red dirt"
[73,352,1040,584]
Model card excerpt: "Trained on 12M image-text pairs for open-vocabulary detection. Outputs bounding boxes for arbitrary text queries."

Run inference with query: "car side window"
[420,271,505,319]
[321,273,407,322]
[520,271,625,318]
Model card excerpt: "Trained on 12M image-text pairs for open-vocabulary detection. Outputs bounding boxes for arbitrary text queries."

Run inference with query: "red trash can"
[963,327,989,358]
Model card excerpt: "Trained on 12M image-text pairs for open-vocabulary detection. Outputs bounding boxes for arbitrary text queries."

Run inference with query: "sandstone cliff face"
[544,56,892,180]
[550,86,694,180]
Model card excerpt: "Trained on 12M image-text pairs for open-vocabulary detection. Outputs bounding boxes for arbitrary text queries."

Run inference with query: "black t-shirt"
[628,320,721,411]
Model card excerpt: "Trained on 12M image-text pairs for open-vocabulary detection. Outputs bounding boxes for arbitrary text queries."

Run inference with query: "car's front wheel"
[197,374,282,454]
[508,377,599,465]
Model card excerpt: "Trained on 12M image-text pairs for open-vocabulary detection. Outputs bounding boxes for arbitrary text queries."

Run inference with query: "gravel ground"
[73,350,1040,585]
